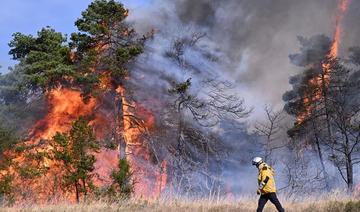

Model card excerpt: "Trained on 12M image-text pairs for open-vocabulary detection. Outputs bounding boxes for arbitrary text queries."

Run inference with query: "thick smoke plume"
[119,0,360,196]
[126,0,360,117]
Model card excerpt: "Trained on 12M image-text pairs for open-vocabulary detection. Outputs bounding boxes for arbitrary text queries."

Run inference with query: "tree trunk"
[177,102,184,156]
[346,154,353,192]
[265,134,273,165]
[115,90,126,159]
[344,132,353,192]
[82,178,87,202]
[75,182,80,203]
[315,136,330,190]
[312,120,330,190]
[321,71,332,139]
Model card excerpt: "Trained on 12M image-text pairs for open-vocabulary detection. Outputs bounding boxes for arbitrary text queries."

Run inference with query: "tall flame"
[3,88,124,202]
[296,0,349,124]
[116,86,167,198]
[5,88,97,202]
[29,89,96,141]
[3,9,167,202]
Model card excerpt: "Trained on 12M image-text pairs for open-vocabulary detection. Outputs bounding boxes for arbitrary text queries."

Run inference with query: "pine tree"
[70,0,143,97]
[8,27,74,91]
[50,117,100,202]
[0,126,17,204]
[108,158,134,199]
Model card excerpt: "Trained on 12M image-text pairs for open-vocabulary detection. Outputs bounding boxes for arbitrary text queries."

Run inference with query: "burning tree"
[0,126,17,204]
[1,0,256,201]
[0,0,156,202]
[107,158,134,199]
[283,35,333,191]
[283,0,360,192]
[285,43,360,192]
[49,117,100,203]
[70,0,143,97]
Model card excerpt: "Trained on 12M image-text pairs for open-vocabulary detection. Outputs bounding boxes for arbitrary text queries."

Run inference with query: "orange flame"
[29,89,96,141]
[296,0,349,124]
[4,88,121,202]
[3,88,96,202]
[3,8,165,201]
[116,86,167,198]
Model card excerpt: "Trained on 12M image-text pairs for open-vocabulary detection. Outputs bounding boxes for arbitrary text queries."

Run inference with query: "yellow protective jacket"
[258,162,276,194]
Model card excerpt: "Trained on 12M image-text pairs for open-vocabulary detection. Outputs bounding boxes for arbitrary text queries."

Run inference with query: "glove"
[259,182,265,190]
[257,189,261,195]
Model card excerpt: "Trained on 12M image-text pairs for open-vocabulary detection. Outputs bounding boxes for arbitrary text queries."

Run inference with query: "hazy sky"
[0,0,147,73]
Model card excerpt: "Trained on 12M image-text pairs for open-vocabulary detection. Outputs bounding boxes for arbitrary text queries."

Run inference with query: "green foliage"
[0,126,17,159]
[70,0,143,98]
[115,46,143,63]
[73,0,128,39]
[95,158,134,201]
[8,33,36,59]
[0,174,15,205]
[0,65,46,137]
[321,200,360,212]
[50,117,100,202]
[0,1,143,202]
[168,78,192,94]
[109,158,134,198]
[0,66,27,105]
[6,0,142,100]
[0,131,15,202]
[13,145,26,153]
[17,165,44,179]
[344,201,360,212]
[0,138,16,204]
[8,27,74,91]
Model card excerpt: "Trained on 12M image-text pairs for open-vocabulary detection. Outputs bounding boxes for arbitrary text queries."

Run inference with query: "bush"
[344,200,360,212]
[94,158,134,202]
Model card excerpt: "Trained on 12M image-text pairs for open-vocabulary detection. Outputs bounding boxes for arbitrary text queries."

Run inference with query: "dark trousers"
[257,192,285,212]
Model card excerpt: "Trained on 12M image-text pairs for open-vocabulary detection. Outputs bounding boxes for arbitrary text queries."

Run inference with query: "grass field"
[1,196,360,212]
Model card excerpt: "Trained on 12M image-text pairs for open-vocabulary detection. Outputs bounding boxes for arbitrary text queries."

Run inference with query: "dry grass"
[1,195,360,212]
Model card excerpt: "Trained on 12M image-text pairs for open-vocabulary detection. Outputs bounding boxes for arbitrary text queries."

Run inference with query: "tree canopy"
[9,27,73,91]
[50,117,100,202]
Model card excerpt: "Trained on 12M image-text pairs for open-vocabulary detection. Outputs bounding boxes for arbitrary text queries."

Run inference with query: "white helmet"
[252,157,263,166]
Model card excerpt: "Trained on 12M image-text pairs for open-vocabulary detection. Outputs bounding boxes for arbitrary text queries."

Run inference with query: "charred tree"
[326,59,360,192]
[284,35,334,190]
[254,106,285,165]
[163,33,251,196]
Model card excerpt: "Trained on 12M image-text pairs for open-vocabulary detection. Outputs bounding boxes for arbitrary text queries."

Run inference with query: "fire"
[329,0,349,58]
[3,88,97,202]
[29,89,96,141]
[116,86,167,198]
[155,160,168,195]
[296,0,349,124]
[2,8,167,202]
[3,88,121,202]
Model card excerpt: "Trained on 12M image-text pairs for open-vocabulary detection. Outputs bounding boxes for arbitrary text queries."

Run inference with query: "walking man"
[252,157,285,212]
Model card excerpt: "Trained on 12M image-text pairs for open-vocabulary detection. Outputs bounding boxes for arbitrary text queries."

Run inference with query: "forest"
[0,0,360,211]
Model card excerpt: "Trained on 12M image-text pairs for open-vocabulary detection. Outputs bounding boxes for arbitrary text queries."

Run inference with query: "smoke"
[125,0,360,119]
[289,35,332,67]
[120,0,360,196]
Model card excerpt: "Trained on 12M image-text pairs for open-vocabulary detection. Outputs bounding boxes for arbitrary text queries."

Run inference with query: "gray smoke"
[125,0,360,120]
[122,0,360,197]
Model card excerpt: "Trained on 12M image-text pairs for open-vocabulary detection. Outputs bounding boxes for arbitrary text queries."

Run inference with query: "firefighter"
[252,157,285,212]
